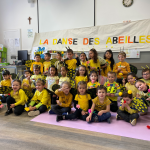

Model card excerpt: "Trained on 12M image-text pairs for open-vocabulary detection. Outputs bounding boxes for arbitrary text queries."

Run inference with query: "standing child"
[30,54,43,74]
[116,90,139,126]
[21,70,32,91]
[0,70,12,103]
[46,66,59,104]
[80,52,88,70]
[50,81,72,115]
[5,79,28,116]
[104,71,120,112]
[43,53,51,75]
[75,65,88,89]
[56,81,92,122]
[114,51,131,85]
[123,73,138,97]
[28,79,51,116]
[86,85,111,123]
[59,66,70,85]
[140,68,150,86]
[88,48,100,73]
[101,50,115,77]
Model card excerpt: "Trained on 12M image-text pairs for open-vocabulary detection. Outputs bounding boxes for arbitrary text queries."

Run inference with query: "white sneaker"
[28,110,40,117]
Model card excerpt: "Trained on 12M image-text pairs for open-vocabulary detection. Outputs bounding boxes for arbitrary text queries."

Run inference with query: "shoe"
[28,110,40,117]
[5,109,13,116]
[56,115,63,122]
[106,118,111,124]
[116,114,122,120]
[48,109,55,114]
[130,119,137,126]
[62,112,68,116]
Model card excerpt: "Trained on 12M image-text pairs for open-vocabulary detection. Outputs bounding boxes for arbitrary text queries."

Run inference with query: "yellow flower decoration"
[24,107,30,112]
[119,92,123,96]
[61,51,64,54]
[119,62,122,64]
[128,90,132,94]
[119,73,123,76]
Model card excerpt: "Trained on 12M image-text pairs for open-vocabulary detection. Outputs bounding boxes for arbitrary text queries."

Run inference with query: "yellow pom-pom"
[119,62,122,64]
[61,51,64,54]
[24,107,30,112]
[119,73,123,76]
[128,90,132,94]
[119,92,123,96]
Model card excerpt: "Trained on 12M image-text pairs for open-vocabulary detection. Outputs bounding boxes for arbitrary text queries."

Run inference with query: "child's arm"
[46,80,48,89]
[86,102,95,122]
[56,79,59,85]
[114,63,121,73]
[98,104,110,116]
[30,63,33,72]
[125,103,137,114]
[40,63,43,74]
[122,63,131,75]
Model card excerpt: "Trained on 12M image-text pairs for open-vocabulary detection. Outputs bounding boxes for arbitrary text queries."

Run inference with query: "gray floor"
[0,107,150,150]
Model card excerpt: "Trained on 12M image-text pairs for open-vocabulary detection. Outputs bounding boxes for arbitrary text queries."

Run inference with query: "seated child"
[30,54,43,74]
[104,71,120,112]
[59,66,70,85]
[86,85,111,123]
[116,90,139,126]
[0,70,12,103]
[50,81,72,115]
[57,81,91,122]
[28,79,51,117]
[21,70,32,91]
[5,79,28,116]
[140,68,150,86]
[43,53,51,75]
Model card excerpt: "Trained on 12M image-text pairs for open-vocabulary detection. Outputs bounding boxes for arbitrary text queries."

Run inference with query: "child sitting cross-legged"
[28,79,51,117]
[50,81,73,115]
[116,90,139,126]
[86,85,111,124]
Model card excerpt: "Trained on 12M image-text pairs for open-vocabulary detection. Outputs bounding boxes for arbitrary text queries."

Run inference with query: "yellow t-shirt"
[75,94,91,112]
[140,78,150,86]
[88,59,100,72]
[101,59,115,77]
[59,77,70,85]
[0,79,11,87]
[30,62,43,74]
[80,61,88,70]
[125,82,139,97]
[65,59,77,70]
[43,61,51,72]
[21,79,31,91]
[10,89,28,106]
[92,96,111,112]
[87,81,100,89]
[30,75,43,88]
[75,76,88,88]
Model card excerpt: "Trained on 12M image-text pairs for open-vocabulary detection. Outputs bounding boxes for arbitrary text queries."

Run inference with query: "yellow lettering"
[53,39,57,45]
[62,38,67,44]
[39,40,43,45]
[125,36,128,43]
[146,35,150,43]
[94,38,100,45]
[106,37,112,44]
[139,35,145,43]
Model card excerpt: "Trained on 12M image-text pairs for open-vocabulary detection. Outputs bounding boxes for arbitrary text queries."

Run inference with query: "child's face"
[62,84,70,95]
[107,73,115,83]
[127,75,135,84]
[33,68,40,75]
[3,75,10,80]
[35,56,41,62]
[61,67,67,77]
[80,53,86,62]
[67,52,73,60]
[44,55,50,61]
[50,67,56,76]
[118,55,125,62]
[56,54,61,60]
[79,67,85,76]
[78,84,86,95]
[12,81,21,92]
[90,73,97,83]
[135,82,147,91]
[24,72,31,78]
[123,97,132,105]
[142,71,150,80]
[105,52,112,59]
[97,89,106,99]
[89,51,94,59]
[36,83,44,92]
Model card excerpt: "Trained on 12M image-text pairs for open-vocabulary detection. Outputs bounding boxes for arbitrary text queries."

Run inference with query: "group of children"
[0,48,150,127]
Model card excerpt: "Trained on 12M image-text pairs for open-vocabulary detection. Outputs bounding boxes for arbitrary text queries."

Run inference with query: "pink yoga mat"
[31,111,150,141]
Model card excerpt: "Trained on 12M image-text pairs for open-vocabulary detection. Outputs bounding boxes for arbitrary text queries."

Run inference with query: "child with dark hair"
[30,54,43,74]
[140,68,150,85]
[86,85,111,123]
[5,79,28,116]
[116,90,139,126]
[0,70,12,103]
[80,52,88,70]
[43,53,51,75]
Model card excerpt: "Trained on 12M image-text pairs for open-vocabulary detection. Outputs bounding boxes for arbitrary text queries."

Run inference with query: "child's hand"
[4,94,8,96]
[27,76,30,80]
[107,93,111,96]
[56,100,61,105]
[110,94,115,97]
[61,58,64,61]
[23,83,29,87]
[122,78,125,85]
[118,68,121,72]
[136,94,140,98]
[98,111,103,116]
[29,106,36,111]
[53,95,57,97]
[10,104,15,109]
[75,53,78,58]
[122,102,125,108]
[146,98,150,101]
[86,114,92,122]
[120,71,123,73]
[81,110,86,115]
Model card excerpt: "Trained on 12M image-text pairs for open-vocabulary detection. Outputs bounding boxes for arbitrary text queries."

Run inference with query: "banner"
[32,19,150,52]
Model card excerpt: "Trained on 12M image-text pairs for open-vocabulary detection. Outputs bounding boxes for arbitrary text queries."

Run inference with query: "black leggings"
[31,103,47,113]
[109,99,118,112]
[51,105,71,115]
[6,96,25,116]
[65,108,88,121]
